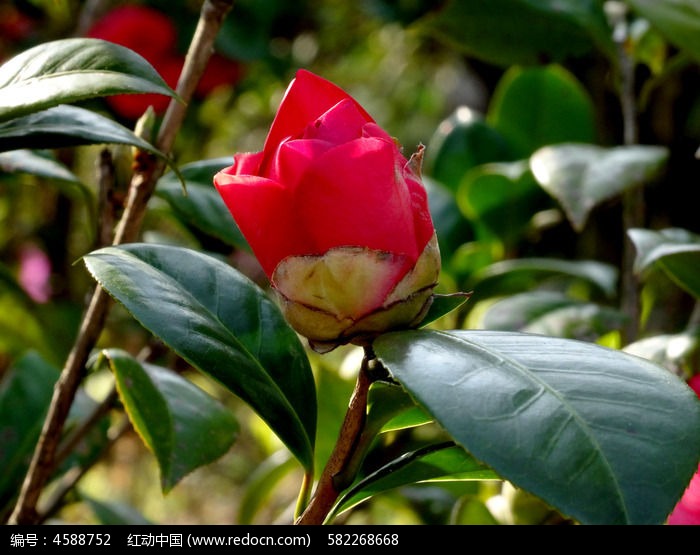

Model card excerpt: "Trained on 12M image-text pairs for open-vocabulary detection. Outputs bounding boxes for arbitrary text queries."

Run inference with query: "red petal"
[263,70,373,157]
[213,171,302,276]
[298,137,420,264]
[267,138,333,189]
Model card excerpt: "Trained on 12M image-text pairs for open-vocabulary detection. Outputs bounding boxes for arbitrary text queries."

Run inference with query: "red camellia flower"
[668,375,700,525]
[214,70,440,352]
[86,5,241,120]
[86,5,177,63]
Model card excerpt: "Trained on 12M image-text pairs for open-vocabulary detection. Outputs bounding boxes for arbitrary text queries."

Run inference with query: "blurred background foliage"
[1,0,699,524]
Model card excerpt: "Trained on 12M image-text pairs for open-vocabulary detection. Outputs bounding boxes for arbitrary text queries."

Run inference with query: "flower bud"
[214,70,441,351]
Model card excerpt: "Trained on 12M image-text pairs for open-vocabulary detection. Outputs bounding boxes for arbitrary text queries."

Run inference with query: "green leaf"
[330,442,497,520]
[374,329,700,524]
[466,257,619,302]
[628,227,700,299]
[424,107,514,191]
[0,38,178,123]
[0,105,165,155]
[419,292,472,329]
[83,495,153,525]
[83,244,316,472]
[156,158,250,251]
[0,352,56,510]
[103,349,239,492]
[0,106,184,187]
[627,0,700,63]
[530,144,669,231]
[457,161,549,246]
[419,0,614,67]
[481,291,627,340]
[487,66,597,158]
[0,149,83,185]
[238,450,299,524]
[424,177,473,261]
[0,149,96,232]
[366,381,432,435]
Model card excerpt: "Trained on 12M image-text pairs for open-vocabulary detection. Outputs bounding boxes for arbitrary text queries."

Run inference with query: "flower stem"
[295,348,375,525]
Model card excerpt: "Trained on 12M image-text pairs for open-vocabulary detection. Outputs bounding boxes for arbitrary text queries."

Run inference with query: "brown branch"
[611,3,643,345]
[7,0,235,525]
[295,349,375,525]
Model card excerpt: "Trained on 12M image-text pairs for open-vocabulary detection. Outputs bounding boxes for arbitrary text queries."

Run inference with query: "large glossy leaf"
[530,144,669,231]
[627,0,700,62]
[330,442,497,521]
[103,349,239,492]
[0,38,177,123]
[156,158,250,251]
[628,227,700,299]
[374,329,700,524]
[83,244,316,472]
[0,105,166,156]
[487,66,597,158]
[418,0,614,67]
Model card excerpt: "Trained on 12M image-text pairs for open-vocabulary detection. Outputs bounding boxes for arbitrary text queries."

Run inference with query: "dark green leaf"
[487,66,597,158]
[83,244,316,472]
[238,451,299,524]
[628,227,700,299]
[104,349,239,492]
[0,149,96,232]
[466,257,619,302]
[374,329,700,524]
[0,352,56,510]
[331,442,497,520]
[481,291,627,340]
[83,495,153,525]
[424,107,514,191]
[156,158,250,251]
[457,161,549,246]
[531,144,669,231]
[0,105,164,155]
[419,0,614,67]
[419,292,472,329]
[424,177,473,261]
[0,38,178,123]
[366,381,432,435]
[0,149,83,185]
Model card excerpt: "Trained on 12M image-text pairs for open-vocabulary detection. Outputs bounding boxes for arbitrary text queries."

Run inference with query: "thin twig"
[8,0,235,525]
[610,3,642,344]
[296,348,375,525]
[37,417,133,523]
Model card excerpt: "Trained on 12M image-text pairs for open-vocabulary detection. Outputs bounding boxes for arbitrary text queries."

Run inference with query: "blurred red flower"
[86,4,240,120]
